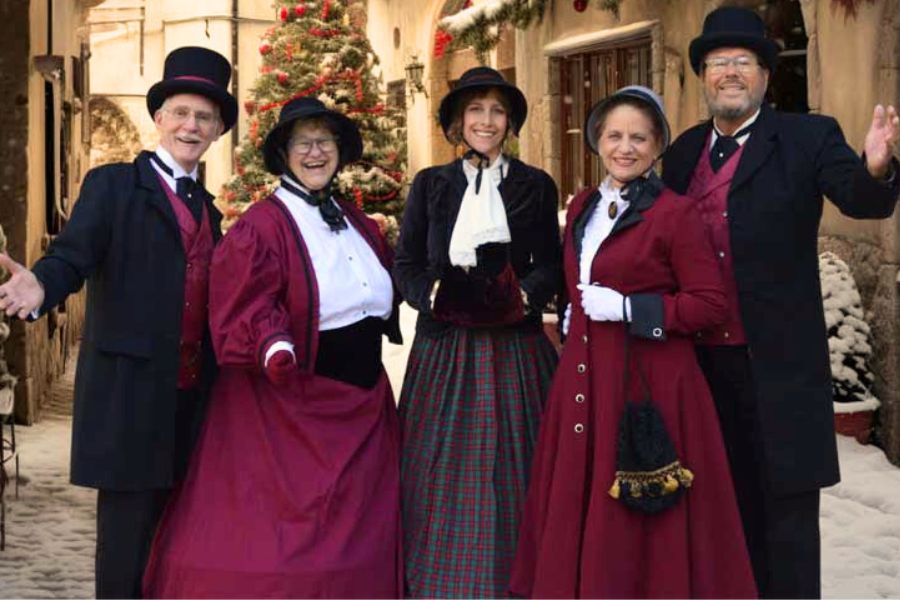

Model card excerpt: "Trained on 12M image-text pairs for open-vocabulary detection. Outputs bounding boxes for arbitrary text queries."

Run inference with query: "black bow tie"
[710,123,754,172]
[150,153,203,222]
[281,175,347,233]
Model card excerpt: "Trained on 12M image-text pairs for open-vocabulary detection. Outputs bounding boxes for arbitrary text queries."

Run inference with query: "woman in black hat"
[393,66,562,598]
[510,86,756,598]
[143,97,403,599]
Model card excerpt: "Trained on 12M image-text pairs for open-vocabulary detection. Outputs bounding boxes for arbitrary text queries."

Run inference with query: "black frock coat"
[32,150,222,491]
[662,104,900,496]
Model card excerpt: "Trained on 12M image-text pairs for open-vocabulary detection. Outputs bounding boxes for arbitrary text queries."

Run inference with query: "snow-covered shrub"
[819,252,880,413]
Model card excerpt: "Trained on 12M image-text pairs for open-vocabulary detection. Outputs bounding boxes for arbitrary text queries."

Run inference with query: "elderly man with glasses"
[662,7,899,599]
[0,46,236,599]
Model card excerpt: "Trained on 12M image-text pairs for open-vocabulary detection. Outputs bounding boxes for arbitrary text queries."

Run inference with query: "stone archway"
[88,96,142,168]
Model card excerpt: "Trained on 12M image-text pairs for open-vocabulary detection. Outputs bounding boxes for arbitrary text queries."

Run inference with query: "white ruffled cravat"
[448,154,511,269]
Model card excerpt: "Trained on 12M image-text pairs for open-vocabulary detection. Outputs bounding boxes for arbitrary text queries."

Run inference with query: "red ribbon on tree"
[321,0,331,20]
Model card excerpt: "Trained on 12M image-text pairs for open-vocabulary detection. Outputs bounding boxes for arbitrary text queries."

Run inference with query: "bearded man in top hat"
[662,6,899,599]
[0,46,237,598]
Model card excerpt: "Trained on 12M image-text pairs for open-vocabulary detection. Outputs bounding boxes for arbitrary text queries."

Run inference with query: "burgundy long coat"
[511,178,757,598]
[143,196,402,598]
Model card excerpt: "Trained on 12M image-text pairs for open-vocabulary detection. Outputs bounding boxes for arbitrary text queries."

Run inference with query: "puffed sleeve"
[208,218,293,369]
[628,198,727,339]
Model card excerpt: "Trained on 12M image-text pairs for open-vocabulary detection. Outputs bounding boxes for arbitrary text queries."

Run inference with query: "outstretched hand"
[0,253,44,320]
[865,104,899,179]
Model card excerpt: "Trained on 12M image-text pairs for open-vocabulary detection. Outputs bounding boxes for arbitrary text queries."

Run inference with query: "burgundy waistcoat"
[158,175,214,389]
[686,134,747,345]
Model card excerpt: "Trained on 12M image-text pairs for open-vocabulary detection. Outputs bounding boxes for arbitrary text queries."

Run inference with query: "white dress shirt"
[149,147,199,193]
[579,177,630,285]
[709,109,760,150]
[266,183,393,365]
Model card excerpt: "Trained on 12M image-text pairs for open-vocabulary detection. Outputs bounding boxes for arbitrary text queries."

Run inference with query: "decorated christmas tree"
[221,0,406,230]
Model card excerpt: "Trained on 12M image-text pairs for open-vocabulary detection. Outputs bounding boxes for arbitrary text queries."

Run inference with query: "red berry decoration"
[277,71,289,85]
[279,6,289,21]
[259,42,272,55]
[573,0,588,11]
[294,4,306,16]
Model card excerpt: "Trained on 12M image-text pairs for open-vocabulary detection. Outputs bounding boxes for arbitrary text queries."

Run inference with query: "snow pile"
[821,436,900,598]
[440,0,513,32]
[819,252,880,411]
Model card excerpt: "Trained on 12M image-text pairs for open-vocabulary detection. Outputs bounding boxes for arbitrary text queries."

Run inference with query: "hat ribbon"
[173,75,217,86]
[281,173,348,233]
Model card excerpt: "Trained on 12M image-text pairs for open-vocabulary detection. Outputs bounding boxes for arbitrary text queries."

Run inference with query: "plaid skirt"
[399,326,558,598]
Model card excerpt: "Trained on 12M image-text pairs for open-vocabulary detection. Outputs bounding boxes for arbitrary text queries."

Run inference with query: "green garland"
[440,0,551,62]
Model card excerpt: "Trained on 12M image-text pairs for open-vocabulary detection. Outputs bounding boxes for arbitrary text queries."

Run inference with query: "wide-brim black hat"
[147,46,238,132]
[689,6,780,75]
[583,85,671,155]
[438,66,528,140]
[262,97,363,176]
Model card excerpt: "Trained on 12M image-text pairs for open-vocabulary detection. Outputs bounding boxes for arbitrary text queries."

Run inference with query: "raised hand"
[864,104,899,179]
[0,253,45,320]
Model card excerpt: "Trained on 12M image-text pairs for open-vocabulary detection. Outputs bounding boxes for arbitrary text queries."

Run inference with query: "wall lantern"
[405,55,428,101]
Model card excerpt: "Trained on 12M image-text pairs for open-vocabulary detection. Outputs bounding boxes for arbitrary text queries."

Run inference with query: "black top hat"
[147,47,238,133]
[689,6,780,75]
[262,97,363,176]
[438,67,528,141]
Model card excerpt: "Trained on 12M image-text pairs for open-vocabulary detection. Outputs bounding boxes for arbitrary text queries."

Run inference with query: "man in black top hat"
[662,6,899,598]
[0,46,236,598]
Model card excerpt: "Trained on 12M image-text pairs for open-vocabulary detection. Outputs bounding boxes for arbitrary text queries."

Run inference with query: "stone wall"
[0,1,90,424]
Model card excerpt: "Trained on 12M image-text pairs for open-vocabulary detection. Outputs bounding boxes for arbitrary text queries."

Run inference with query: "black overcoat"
[662,104,900,495]
[32,150,222,491]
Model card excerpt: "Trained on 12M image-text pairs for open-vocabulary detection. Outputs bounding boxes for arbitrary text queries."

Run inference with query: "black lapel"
[497,157,535,211]
[200,188,223,241]
[730,104,777,193]
[437,160,468,238]
[136,151,179,235]
[663,123,711,194]
[607,172,665,238]
[572,188,602,261]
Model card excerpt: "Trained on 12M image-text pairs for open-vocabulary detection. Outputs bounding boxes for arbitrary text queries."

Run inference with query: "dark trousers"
[696,345,822,599]
[94,389,206,599]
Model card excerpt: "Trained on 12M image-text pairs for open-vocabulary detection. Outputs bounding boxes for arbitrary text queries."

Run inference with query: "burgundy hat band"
[173,75,217,86]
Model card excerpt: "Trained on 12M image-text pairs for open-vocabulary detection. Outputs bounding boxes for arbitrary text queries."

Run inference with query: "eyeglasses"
[163,106,220,129]
[703,56,760,75]
[288,137,339,155]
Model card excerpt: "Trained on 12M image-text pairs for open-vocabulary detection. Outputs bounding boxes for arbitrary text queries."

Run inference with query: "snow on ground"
[2,311,900,598]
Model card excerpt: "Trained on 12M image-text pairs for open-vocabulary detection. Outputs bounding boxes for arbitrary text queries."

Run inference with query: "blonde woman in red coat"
[511,86,757,598]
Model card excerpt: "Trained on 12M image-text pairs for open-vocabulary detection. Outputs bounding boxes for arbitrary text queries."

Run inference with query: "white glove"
[577,283,631,322]
[562,302,572,336]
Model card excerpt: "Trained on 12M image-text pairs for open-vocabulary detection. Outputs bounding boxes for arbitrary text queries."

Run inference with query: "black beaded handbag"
[608,300,694,513]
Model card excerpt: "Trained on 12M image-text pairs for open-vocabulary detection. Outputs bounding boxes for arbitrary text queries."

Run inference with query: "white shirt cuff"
[264,341,295,367]
[624,297,632,322]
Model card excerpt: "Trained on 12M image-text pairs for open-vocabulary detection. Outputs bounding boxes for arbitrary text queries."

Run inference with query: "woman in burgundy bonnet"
[143,97,403,599]
[510,86,757,598]
[393,66,562,598]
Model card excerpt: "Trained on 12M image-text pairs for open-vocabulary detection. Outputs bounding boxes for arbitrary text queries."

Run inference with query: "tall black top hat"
[262,97,363,176]
[438,67,528,140]
[147,47,238,132]
[689,6,780,75]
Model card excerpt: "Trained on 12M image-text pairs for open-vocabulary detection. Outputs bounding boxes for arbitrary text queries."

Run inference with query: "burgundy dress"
[143,196,402,598]
[511,184,757,598]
